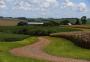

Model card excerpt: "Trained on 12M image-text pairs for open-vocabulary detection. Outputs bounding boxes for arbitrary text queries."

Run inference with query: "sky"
[0,0,90,18]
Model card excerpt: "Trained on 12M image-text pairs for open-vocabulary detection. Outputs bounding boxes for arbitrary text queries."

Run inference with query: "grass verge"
[0,37,49,62]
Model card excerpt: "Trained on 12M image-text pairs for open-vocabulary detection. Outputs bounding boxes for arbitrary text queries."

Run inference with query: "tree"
[81,16,87,24]
[17,21,28,26]
[17,17,27,20]
[44,21,59,26]
[60,20,70,25]
[75,18,80,25]
[0,16,3,18]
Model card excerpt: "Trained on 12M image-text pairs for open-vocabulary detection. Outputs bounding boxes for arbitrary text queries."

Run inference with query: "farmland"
[0,0,90,61]
[0,18,90,62]
[0,19,20,26]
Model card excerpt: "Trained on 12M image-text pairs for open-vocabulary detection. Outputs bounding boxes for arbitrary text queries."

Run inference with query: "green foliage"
[44,21,60,26]
[75,18,81,25]
[17,21,28,26]
[60,20,70,25]
[81,16,87,24]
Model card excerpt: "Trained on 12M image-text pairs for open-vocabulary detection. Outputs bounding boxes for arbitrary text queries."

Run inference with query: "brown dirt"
[10,37,90,62]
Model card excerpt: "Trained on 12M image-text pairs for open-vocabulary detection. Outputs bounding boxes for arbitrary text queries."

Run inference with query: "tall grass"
[51,31,90,49]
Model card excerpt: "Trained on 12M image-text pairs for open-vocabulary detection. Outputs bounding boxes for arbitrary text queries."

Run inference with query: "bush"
[17,21,28,26]
[60,20,70,25]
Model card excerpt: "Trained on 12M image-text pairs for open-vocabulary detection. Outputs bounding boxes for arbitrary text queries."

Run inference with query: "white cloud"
[62,0,88,12]
[63,0,75,8]
[0,0,6,8]
[78,2,87,12]
[14,0,59,11]
[14,0,32,11]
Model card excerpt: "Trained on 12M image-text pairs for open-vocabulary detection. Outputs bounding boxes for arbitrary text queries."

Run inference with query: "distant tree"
[17,17,27,20]
[75,18,80,25]
[81,16,87,24]
[0,16,4,18]
[17,21,28,26]
[60,20,70,25]
[29,19,35,22]
[44,21,59,26]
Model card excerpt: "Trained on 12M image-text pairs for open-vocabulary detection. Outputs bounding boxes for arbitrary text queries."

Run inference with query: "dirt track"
[10,37,90,62]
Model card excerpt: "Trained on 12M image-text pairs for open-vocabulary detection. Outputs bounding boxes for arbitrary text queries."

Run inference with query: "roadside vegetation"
[0,36,48,62]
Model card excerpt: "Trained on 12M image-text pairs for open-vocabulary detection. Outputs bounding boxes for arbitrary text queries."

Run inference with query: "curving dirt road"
[10,37,90,62]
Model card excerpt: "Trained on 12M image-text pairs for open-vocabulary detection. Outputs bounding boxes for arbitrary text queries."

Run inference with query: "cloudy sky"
[0,0,90,18]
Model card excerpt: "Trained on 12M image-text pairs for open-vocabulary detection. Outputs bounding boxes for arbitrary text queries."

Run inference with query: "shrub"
[60,20,70,25]
[17,21,28,26]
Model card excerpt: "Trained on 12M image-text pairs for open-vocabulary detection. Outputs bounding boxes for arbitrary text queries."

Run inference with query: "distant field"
[0,19,20,26]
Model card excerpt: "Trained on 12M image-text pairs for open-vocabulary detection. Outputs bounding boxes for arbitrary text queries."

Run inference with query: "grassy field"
[0,32,30,42]
[44,37,90,60]
[0,36,49,62]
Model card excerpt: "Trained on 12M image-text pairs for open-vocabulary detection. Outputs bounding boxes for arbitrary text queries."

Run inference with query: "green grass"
[0,32,29,42]
[44,37,90,60]
[0,37,49,62]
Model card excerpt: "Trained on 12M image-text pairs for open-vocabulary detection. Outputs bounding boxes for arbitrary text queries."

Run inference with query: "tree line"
[17,16,87,26]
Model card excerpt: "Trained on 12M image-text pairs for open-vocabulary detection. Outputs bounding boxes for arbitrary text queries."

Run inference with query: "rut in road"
[10,37,90,62]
